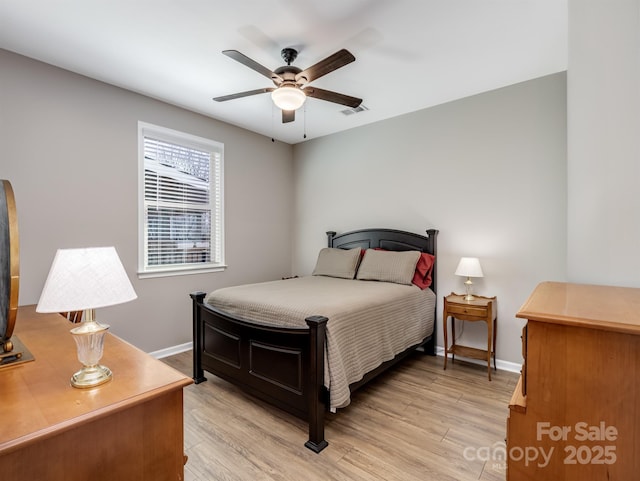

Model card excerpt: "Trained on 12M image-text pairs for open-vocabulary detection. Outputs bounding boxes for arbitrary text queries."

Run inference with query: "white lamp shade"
[455,257,484,278]
[271,85,306,110]
[36,247,137,313]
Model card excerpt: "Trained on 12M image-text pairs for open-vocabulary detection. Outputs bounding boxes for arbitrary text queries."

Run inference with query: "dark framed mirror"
[0,180,30,366]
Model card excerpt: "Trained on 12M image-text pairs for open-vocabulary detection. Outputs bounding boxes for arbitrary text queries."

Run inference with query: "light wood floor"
[162,351,518,481]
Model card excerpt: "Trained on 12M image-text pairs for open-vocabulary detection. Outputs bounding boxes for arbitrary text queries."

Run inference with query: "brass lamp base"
[71,364,112,388]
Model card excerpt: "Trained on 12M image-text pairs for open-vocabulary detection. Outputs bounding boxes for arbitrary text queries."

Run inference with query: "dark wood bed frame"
[190,228,438,453]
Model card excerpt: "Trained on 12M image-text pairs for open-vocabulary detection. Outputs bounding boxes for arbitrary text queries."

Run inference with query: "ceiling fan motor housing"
[273,65,302,83]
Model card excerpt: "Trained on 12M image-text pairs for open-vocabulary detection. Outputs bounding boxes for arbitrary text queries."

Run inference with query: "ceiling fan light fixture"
[271,85,306,111]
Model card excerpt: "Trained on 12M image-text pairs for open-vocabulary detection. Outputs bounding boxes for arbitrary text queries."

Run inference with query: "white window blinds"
[138,123,224,277]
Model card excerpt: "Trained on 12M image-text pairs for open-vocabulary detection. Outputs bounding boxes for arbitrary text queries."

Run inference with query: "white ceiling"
[0,0,567,145]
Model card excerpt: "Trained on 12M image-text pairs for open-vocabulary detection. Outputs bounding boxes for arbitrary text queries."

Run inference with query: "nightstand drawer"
[446,304,487,318]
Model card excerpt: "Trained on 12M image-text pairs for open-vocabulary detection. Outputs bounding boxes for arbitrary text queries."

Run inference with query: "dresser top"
[516,281,640,334]
[0,305,192,453]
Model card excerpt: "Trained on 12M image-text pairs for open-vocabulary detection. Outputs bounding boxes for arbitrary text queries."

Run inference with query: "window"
[138,122,224,277]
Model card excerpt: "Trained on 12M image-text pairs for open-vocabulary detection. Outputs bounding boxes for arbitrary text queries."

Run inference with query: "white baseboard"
[149,341,193,359]
[435,346,522,374]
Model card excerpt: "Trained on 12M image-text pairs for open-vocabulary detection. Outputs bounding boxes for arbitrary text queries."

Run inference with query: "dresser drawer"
[446,303,488,319]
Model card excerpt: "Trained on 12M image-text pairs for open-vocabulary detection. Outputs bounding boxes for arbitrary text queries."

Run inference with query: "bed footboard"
[190,292,329,452]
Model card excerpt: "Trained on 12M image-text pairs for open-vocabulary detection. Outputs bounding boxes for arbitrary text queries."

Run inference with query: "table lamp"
[455,257,484,301]
[36,247,137,388]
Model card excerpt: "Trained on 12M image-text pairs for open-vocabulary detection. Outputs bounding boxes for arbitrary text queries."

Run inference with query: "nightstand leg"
[443,315,448,370]
[493,316,498,371]
[487,319,492,381]
[451,317,456,363]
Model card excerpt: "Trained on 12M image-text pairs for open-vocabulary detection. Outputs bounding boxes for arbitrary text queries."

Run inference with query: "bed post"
[304,315,329,453]
[326,231,336,247]
[426,229,438,295]
[425,229,439,356]
[190,291,207,384]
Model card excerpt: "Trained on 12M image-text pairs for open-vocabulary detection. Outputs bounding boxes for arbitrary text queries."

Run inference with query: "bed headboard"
[326,228,438,294]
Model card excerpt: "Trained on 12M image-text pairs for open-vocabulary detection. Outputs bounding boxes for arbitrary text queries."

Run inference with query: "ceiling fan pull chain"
[303,103,307,139]
[271,103,275,142]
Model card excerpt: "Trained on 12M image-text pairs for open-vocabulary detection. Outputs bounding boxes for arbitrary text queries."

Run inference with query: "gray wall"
[1,49,294,353]
[567,0,640,286]
[292,73,568,366]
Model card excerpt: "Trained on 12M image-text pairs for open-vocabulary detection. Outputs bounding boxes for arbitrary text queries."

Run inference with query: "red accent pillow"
[413,252,435,289]
[372,248,435,289]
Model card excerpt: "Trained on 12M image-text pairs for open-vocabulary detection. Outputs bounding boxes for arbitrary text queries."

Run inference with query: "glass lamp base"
[71,364,112,388]
[70,314,112,389]
[463,278,475,301]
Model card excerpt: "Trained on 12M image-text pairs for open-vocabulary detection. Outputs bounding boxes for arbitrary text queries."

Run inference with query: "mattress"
[205,275,436,409]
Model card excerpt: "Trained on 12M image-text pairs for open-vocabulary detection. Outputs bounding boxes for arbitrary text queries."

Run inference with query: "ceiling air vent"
[340,104,369,116]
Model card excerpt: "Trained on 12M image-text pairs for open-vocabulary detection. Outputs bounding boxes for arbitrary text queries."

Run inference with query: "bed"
[190,227,438,452]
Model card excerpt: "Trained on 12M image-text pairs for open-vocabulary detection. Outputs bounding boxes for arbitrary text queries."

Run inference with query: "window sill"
[137,265,227,279]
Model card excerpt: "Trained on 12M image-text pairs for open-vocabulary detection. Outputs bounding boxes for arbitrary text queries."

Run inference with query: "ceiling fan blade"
[304,87,362,108]
[295,49,356,85]
[222,50,283,84]
[213,88,274,102]
[282,110,295,123]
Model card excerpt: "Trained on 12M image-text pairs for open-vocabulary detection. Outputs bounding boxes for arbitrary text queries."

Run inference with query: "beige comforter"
[205,275,436,409]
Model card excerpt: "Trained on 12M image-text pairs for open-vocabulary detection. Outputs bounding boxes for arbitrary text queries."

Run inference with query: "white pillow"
[356,249,420,285]
[312,247,361,279]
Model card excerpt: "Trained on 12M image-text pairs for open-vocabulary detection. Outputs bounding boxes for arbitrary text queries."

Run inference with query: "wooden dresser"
[0,305,192,480]
[507,282,640,481]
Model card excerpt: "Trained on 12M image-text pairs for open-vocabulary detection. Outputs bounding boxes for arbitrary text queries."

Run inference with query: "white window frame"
[137,122,225,278]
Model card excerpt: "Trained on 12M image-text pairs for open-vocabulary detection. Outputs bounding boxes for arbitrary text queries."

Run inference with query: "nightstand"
[443,292,497,380]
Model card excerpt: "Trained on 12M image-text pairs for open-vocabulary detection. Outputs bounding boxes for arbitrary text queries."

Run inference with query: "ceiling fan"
[213,48,362,123]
